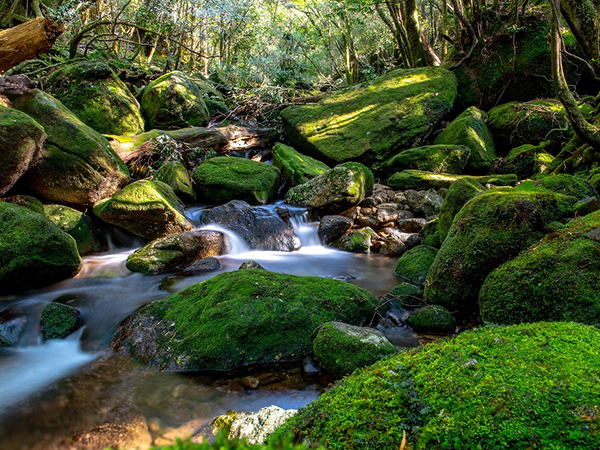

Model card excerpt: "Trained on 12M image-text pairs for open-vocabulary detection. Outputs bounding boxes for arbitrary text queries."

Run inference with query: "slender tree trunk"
[559,0,600,75]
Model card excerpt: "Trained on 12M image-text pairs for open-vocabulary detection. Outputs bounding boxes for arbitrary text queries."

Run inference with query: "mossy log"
[0,18,64,72]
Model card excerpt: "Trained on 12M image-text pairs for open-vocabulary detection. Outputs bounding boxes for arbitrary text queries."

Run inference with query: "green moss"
[380,144,471,177]
[313,322,396,376]
[0,195,45,215]
[395,245,438,288]
[40,303,81,340]
[93,180,192,240]
[153,431,322,449]
[438,177,485,243]
[480,210,600,324]
[141,71,214,129]
[44,204,107,256]
[272,143,329,187]
[381,282,424,309]
[48,59,144,135]
[113,269,379,371]
[387,170,517,190]
[193,157,281,205]
[154,160,196,202]
[0,203,81,295]
[331,227,377,253]
[275,322,600,449]
[407,305,456,334]
[590,174,600,192]
[422,218,442,248]
[281,67,457,167]
[434,107,496,174]
[502,142,555,179]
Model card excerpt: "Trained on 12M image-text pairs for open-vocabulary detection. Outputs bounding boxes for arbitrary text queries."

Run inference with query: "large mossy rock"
[193,157,281,205]
[141,71,216,129]
[381,144,471,177]
[501,142,555,179]
[44,204,108,256]
[48,59,144,135]
[438,177,485,243]
[281,67,457,167]
[285,162,373,212]
[394,245,438,288]
[387,170,516,190]
[0,106,45,196]
[434,107,496,173]
[13,90,130,208]
[407,305,456,334]
[480,210,600,325]
[272,143,329,187]
[154,160,196,202]
[0,203,81,295]
[202,200,301,252]
[312,322,396,376]
[274,322,600,450]
[111,269,379,371]
[126,230,226,275]
[93,180,193,240]
[424,175,598,312]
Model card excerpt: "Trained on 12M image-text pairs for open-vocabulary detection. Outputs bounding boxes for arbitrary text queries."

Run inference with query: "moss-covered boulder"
[112,269,379,371]
[501,142,555,179]
[286,163,373,213]
[272,143,329,188]
[438,177,485,243]
[141,71,216,129]
[480,210,600,325]
[154,160,196,202]
[395,246,438,288]
[0,195,45,215]
[487,99,590,152]
[387,170,516,190]
[380,144,470,177]
[434,107,496,173]
[421,218,441,248]
[281,67,457,167]
[193,157,281,205]
[40,303,81,340]
[424,175,597,312]
[313,322,396,376]
[407,305,455,334]
[0,105,45,196]
[13,90,129,208]
[331,227,377,253]
[274,322,600,449]
[0,203,81,295]
[93,180,193,240]
[44,204,108,256]
[125,230,226,275]
[48,59,144,135]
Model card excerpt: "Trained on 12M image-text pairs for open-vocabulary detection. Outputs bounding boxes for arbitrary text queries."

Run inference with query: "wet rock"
[239,376,260,390]
[40,303,81,340]
[181,257,221,275]
[332,227,377,253]
[239,260,266,270]
[302,357,320,382]
[203,200,301,251]
[407,305,456,334]
[318,215,353,245]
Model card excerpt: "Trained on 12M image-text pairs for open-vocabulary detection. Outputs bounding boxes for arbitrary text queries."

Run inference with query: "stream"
[0,203,414,449]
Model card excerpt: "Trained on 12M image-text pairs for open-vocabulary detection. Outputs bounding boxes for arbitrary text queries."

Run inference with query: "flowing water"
[0,203,413,449]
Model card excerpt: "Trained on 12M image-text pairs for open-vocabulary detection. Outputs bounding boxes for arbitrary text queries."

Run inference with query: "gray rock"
[575,197,599,216]
[318,215,353,245]
[414,191,445,217]
[397,218,428,233]
[181,257,221,275]
[239,260,266,270]
[228,406,297,444]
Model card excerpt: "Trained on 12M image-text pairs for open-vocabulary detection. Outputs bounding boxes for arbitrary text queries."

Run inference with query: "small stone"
[393,192,408,204]
[239,261,265,270]
[239,376,260,389]
[359,197,379,208]
[397,218,428,233]
[356,216,379,229]
[181,257,221,275]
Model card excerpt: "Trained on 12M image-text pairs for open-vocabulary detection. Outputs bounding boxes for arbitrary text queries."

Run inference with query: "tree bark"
[559,0,600,74]
[0,18,63,73]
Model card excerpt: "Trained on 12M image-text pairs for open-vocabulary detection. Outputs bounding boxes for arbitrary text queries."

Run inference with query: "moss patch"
[331,227,377,253]
[44,204,107,256]
[501,142,555,179]
[438,177,485,243]
[387,170,516,190]
[407,305,455,334]
[395,245,438,288]
[272,143,329,188]
[40,303,81,340]
[154,160,196,202]
[381,144,471,177]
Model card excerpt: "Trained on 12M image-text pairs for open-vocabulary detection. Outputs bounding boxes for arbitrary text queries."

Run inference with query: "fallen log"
[0,18,64,73]
[216,125,278,152]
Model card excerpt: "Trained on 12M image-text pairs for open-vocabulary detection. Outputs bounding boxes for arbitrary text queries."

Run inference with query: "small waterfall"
[199,224,250,254]
[289,211,321,247]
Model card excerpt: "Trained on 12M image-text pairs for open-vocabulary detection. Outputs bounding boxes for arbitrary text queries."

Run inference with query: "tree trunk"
[0,18,63,73]
[559,0,600,75]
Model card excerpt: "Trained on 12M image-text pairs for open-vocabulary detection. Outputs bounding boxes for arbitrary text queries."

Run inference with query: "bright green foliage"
[281,67,457,167]
[0,203,81,295]
[193,157,281,205]
[113,269,379,371]
[0,105,45,196]
[152,431,324,449]
[154,161,197,202]
[141,71,216,129]
[272,143,329,187]
[93,180,193,240]
[40,303,81,340]
[434,107,496,174]
[387,170,516,190]
[480,210,600,324]
[394,245,438,288]
[424,175,596,312]
[312,322,396,376]
[438,177,485,243]
[12,90,130,207]
[331,227,377,253]
[48,59,144,135]
[44,204,107,256]
[502,142,555,179]
[285,162,373,211]
[380,144,471,177]
[407,305,455,334]
[275,322,600,449]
